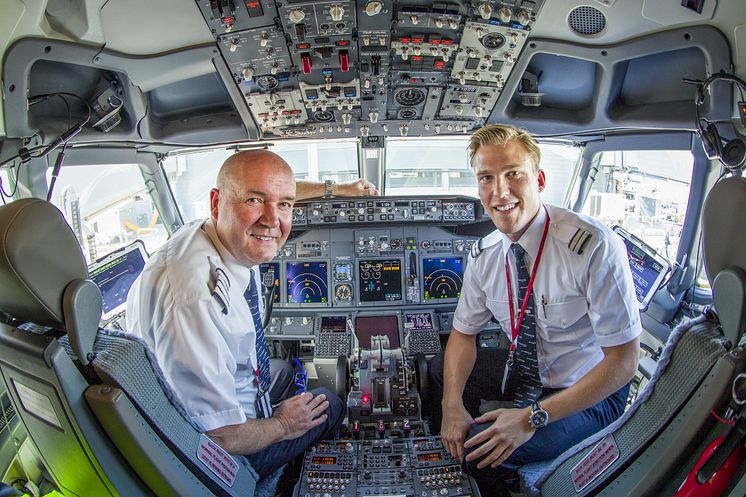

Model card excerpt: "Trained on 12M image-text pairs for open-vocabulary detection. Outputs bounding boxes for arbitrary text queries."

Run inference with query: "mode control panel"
[294,196,481,226]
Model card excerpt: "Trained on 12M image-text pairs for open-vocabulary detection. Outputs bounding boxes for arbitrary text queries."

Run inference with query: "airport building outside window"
[583,150,694,264]
[45,164,167,263]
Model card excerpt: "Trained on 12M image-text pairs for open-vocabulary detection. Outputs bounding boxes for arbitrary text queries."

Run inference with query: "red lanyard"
[505,207,550,351]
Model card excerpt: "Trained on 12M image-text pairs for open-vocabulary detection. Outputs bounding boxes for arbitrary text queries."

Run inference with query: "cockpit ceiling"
[1,0,743,148]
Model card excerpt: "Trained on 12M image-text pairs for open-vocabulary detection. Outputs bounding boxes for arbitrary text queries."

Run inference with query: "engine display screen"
[286,261,328,304]
[358,259,403,303]
[422,257,464,301]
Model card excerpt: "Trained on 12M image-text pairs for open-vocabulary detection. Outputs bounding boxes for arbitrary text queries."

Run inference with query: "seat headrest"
[702,176,746,343]
[0,198,88,326]
[703,176,746,281]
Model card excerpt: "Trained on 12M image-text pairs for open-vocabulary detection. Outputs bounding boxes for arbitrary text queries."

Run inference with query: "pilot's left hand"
[463,407,535,469]
[336,179,379,197]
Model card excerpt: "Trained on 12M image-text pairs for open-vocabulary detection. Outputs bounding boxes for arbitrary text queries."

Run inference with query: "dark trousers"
[429,348,629,489]
[245,360,345,478]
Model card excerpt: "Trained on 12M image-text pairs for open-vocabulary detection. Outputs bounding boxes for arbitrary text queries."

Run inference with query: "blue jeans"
[245,381,344,478]
[462,384,628,489]
[429,348,629,489]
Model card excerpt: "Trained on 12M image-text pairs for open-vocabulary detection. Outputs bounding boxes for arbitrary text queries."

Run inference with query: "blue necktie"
[509,243,543,408]
[245,273,271,392]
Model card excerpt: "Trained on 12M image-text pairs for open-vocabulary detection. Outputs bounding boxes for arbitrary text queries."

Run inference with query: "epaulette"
[568,227,593,255]
[470,238,484,258]
[211,266,231,314]
[469,231,502,259]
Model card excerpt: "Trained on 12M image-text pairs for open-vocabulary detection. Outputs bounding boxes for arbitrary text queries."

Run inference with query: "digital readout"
[417,452,443,462]
[311,456,337,465]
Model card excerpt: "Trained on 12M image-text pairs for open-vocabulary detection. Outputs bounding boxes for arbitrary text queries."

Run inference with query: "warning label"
[570,434,620,492]
[197,434,239,487]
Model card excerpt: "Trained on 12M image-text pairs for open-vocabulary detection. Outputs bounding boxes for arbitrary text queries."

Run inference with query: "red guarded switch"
[339,49,349,72]
[301,53,312,74]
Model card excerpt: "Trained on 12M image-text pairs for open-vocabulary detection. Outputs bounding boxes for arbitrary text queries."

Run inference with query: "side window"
[582,150,694,262]
[46,164,166,263]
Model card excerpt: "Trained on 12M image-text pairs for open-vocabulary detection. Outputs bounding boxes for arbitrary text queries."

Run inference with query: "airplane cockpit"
[1,1,745,496]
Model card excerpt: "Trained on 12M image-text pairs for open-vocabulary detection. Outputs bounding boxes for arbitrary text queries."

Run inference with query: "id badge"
[255,389,273,419]
[501,349,514,395]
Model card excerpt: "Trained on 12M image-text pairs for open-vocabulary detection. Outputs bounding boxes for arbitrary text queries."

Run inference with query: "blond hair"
[468,124,541,172]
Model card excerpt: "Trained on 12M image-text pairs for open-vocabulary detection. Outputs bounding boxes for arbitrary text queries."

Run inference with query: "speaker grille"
[568,6,606,36]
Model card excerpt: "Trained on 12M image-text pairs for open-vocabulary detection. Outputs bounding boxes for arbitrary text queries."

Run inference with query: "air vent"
[568,6,606,36]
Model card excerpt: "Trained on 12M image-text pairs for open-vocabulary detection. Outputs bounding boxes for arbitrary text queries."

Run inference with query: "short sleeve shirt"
[126,220,263,431]
[453,204,642,388]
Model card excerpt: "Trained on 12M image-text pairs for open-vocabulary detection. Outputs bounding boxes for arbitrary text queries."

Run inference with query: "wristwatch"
[529,401,549,429]
[324,179,335,197]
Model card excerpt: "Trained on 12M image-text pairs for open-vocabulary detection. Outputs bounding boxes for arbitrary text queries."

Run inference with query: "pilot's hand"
[273,391,329,440]
[440,403,474,462]
[464,407,534,469]
[336,179,379,197]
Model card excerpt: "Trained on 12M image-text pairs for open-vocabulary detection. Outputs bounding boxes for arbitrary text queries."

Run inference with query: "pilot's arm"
[440,327,479,462]
[463,339,638,468]
[207,391,331,455]
[296,178,379,199]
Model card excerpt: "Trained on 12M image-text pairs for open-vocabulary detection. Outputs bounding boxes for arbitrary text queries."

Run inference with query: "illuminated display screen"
[423,257,464,300]
[321,316,347,332]
[417,452,443,462]
[358,259,403,303]
[311,456,337,465]
[334,262,352,281]
[404,313,434,331]
[89,247,146,315]
[259,262,280,303]
[615,228,669,310]
[286,261,328,304]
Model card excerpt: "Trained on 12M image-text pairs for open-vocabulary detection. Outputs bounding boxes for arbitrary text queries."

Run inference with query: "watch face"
[530,409,549,428]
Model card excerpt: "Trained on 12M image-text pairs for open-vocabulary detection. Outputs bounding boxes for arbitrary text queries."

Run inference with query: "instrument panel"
[262,196,492,355]
[262,226,477,309]
[194,0,546,140]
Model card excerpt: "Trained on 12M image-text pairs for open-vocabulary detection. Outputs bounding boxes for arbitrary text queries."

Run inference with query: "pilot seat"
[0,198,282,497]
[517,176,746,496]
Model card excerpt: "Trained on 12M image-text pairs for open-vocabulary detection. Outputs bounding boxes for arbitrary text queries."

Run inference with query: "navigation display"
[89,243,147,318]
[286,261,328,304]
[358,259,403,303]
[613,226,670,310]
[259,262,280,302]
[423,257,464,301]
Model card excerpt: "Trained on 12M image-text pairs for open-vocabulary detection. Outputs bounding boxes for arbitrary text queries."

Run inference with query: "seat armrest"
[85,385,256,497]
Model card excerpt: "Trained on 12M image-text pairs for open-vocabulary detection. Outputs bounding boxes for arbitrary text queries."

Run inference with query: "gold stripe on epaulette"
[569,228,592,255]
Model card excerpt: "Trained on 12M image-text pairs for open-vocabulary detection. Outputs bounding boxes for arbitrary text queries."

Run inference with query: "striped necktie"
[509,243,543,408]
[245,273,271,392]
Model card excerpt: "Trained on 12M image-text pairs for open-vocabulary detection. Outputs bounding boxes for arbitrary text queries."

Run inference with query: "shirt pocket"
[485,297,512,335]
[535,297,588,335]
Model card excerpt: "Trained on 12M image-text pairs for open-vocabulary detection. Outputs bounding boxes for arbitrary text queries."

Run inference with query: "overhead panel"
[195,0,545,139]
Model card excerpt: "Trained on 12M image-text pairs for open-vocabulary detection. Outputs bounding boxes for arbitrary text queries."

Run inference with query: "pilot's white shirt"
[453,204,642,388]
[126,219,263,432]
